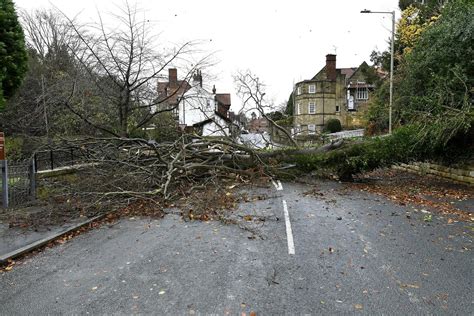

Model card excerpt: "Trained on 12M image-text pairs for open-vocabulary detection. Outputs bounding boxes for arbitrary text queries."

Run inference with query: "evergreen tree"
[285,92,294,116]
[0,0,28,109]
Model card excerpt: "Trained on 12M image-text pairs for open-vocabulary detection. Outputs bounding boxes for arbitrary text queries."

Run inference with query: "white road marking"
[277,180,283,191]
[282,200,295,255]
[272,179,283,191]
[272,180,278,190]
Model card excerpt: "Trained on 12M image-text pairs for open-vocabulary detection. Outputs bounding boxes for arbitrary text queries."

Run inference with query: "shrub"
[324,119,342,133]
[5,136,24,161]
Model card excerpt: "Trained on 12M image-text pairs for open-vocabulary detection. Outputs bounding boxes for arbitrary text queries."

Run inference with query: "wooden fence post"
[1,160,9,208]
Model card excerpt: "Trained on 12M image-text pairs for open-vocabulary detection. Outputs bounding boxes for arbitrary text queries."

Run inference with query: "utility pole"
[361,9,395,134]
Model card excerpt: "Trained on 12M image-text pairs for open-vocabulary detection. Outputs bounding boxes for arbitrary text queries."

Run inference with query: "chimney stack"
[192,69,203,87]
[326,54,337,81]
[169,68,178,87]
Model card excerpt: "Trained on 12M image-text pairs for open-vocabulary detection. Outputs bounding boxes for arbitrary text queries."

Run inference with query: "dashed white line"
[282,200,295,255]
[277,180,283,191]
[272,179,283,191]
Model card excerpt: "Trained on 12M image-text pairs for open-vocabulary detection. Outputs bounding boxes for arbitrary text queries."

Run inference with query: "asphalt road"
[1,180,472,315]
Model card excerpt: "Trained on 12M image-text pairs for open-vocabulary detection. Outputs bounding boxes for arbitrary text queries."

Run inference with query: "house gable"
[347,62,372,85]
[311,66,327,81]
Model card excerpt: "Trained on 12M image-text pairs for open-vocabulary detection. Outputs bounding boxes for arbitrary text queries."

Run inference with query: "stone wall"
[393,162,474,186]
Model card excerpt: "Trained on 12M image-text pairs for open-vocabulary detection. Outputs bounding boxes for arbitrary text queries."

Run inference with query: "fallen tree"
[33,0,472,214]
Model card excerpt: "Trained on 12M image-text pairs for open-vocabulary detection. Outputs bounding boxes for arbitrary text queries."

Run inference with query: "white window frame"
[296,103,301,115]
[308,124,316,135]
[297,87,301,95]
[356,87,368,100]
[309,84,316,93]
[205,99,213,111]
[308,102,316,114]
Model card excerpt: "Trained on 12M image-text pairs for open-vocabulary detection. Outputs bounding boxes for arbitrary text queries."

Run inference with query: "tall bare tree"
[60,1,211,137]
[1,9,85,136]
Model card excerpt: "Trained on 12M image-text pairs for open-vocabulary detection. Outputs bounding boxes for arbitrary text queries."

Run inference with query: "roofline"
[295,62,371,85]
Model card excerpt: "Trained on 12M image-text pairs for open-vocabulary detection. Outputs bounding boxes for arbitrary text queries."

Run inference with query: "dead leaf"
[354,304,363,310]
[243,215,253,221]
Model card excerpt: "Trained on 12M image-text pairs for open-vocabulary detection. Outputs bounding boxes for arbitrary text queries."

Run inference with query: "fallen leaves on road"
[302,188,324,197]
[243,215,253,221]
[350,169,473,222]
[178,186,239,221]
[1,260,15,273]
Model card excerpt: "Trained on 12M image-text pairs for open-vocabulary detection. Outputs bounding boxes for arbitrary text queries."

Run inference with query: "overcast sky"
[14,0,399,111]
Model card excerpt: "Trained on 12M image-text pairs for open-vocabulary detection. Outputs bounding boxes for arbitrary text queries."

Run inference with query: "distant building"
[248,112,269,133]
[228,111,248,130]
[293,54,377,135]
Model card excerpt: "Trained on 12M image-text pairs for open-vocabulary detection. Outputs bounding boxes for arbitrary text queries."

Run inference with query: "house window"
[308,124,316,134]
[309,84,316,93]
[297,87,301,95]
[335,105,340,112]
[206,99,213,110]
[296,103,301,115]
[356,87,368,100]
[308,102,316,114]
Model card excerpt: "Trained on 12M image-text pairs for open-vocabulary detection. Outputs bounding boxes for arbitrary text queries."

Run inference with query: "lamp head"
[360,9,371,13]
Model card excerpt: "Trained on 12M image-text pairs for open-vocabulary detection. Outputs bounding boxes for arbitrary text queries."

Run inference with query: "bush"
[324,119,342,133]
[148,112,180,142]
[274,116,293,127]
[5,136,24,161]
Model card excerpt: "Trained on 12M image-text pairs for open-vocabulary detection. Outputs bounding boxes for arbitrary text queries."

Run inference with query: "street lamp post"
[361,9,395,135]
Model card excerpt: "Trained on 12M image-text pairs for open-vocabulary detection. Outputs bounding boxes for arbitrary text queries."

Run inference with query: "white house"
[178,72,232,137]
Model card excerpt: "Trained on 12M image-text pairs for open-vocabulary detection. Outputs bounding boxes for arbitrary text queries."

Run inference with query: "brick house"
[248,112,269,133]
[293,54,376,135]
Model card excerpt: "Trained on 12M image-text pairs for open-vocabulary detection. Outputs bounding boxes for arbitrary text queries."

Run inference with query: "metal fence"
[34,148,85,171]
[0,147,90,208]
[1,160,35,208]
